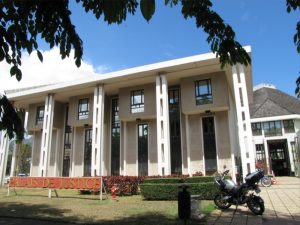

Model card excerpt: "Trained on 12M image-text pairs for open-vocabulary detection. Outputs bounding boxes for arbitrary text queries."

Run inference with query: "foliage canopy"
[0,0,299,140]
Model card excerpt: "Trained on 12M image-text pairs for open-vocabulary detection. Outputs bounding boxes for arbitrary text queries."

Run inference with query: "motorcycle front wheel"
[247,197,265,215]
[214,194,232,209]
[261,176,272,187]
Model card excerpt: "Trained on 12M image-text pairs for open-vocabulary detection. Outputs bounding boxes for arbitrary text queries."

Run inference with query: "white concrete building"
[0,48,256,185]
[250,85,300,176]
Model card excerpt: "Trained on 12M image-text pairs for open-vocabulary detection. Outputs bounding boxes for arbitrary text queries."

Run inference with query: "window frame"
[130,89,144,113]
[251,122,262,136]
[78,98,89,120]
[195,79,213,105]
[36,106,45,125]
[263,121,282,137]
[283,120,295,133]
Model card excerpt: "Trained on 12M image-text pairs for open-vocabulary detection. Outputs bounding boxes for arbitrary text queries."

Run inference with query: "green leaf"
[37,50,43,62]
[16,68,22,81]
[10,65,17,76]
[140,0,155,22]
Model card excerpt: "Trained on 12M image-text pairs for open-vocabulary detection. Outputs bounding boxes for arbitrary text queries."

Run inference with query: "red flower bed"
[103,176,145,195]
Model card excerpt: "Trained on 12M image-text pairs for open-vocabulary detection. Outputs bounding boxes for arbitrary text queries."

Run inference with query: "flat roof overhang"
[6,46,252,109]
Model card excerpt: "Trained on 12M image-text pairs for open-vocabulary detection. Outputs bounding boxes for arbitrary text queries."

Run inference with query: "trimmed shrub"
[140,182,217,200]
[140,184,180,200]
[142,178,185,184]
[185,176,214,183]
[142,176,214,184]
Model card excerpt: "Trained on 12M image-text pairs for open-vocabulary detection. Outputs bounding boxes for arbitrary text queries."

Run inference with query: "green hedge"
[185,176,214,183]
[140,182,217,200]
[142,178,184,184]
[142,176,215,184]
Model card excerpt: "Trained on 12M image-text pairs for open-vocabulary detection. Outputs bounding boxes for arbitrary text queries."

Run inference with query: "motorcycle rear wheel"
[247,198,265,215]
[214,194,232,209]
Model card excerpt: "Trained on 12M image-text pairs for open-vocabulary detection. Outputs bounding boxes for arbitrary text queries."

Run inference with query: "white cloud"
[0,47,108,93]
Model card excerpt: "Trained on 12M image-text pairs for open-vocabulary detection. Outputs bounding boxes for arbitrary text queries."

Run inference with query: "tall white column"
[185,115,192,176]
[29,131,35,176]
[10,143,21,177]
[0,133,9,186]
[92,85,105,176]
[71,127,76,177]
[156,74,171,176]
[232,65,255,178]
[38,94,55,177]
[53,129,61,176]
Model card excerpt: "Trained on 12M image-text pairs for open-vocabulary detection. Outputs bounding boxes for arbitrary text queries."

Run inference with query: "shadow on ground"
[0,202,205,225]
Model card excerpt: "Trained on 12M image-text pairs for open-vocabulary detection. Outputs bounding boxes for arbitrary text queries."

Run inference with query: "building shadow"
[0,202,207,225]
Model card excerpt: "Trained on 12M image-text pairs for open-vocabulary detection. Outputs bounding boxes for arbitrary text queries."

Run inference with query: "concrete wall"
[185,112,232,175]
[124,119,157,176]
[30,131,42,176]
[148,120,158,175]
[48,129,57,177]
[68,94,94,127]
[119,83,156,121]
[215,111,232,171]
[180,114,188,174]
[181,72,229,114]
[53,101,64,129]
[72,127,85,176]
[125,122,137,175]
[27,101,65,132]
[27,102,44,132]
[187,114,204,174]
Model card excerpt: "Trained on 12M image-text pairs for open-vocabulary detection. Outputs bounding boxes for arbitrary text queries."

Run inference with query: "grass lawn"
[0,187,215,224]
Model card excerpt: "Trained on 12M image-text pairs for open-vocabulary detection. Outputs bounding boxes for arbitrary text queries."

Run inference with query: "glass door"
[202,117,217,175]
[138,124,148,176]
[169,88,182,174]
[84,129,92,176]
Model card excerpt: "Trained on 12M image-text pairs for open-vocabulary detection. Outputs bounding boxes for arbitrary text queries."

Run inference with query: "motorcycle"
[214,169,265,215]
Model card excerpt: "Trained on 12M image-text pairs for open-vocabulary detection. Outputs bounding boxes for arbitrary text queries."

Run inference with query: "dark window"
[283,120,295,133]
[36,106,44,125]
[131,90,144,113]
[64,125,72,149]
[138,124,148,176]
[84,129,92,176]
[263,121,282,137]
[251,123,262,136]
[111,98,120,176]
[169,88,182,174]
[63,106,71,177]
[195,79,213,105]
[78,98,89,120]
[202,117,217,174]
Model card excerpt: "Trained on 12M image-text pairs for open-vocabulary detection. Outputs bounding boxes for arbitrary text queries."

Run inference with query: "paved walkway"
[205,176,300,225]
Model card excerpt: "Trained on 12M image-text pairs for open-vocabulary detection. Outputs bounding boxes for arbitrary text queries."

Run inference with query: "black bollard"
[178,184,191,224]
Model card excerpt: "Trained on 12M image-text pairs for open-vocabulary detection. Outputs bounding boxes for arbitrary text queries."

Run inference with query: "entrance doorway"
[202,117,217,175]
[268,140,290,176]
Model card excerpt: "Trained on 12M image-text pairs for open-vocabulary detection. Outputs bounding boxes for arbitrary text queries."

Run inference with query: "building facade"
[250,85,300,177]
[0,48,256,185]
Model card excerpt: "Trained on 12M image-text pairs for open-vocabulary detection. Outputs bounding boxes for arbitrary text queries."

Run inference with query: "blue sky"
[1,0,299,97]
[67,0,299,96]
